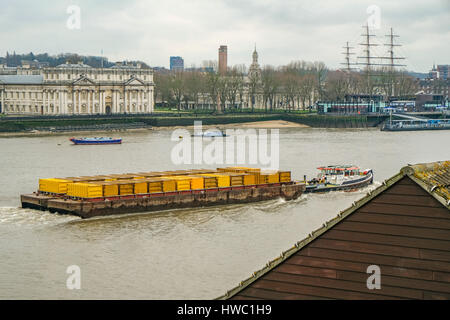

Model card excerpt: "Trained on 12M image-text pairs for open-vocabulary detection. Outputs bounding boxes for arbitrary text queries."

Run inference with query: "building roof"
[0,75,43,84]
[56,63,92,68]
[404,161,450,207]
[218,160,450,300]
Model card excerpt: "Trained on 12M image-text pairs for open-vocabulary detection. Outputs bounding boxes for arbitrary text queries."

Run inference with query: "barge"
[21,167,305,219]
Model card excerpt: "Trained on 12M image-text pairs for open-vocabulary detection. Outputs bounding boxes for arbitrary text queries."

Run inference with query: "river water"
[0,127,449,299]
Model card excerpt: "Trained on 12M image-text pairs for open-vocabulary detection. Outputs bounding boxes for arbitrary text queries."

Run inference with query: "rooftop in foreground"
[218,160,450,300]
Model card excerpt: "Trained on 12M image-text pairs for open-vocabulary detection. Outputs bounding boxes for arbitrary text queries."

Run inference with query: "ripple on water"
[0,207,80,228]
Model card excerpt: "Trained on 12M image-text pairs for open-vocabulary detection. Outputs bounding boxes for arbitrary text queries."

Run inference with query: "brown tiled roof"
[217,161,450,300]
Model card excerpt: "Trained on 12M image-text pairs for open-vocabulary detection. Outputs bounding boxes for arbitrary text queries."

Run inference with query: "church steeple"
[248,45,261,80]
[252,44,258,64]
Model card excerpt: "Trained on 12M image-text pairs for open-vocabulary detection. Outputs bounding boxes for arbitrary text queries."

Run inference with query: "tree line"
[154,60,419,112]
[0,52,149,69]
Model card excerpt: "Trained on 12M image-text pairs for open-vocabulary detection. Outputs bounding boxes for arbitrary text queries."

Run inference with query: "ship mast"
[357,23,379,94]
[341,41,355,73]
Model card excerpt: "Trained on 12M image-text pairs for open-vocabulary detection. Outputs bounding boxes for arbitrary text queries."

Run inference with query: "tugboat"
[304,165,373,193]
[69,137,122,145]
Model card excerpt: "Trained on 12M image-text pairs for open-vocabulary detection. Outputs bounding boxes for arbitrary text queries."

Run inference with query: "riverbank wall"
[0,113,387,133]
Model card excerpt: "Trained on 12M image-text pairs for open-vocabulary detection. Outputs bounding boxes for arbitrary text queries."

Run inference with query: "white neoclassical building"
[0,62,154,115]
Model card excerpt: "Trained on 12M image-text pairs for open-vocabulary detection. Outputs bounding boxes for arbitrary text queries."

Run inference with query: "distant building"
[428,64,449,80]
[418,78,450,103]
[170,56,184,71]
[218,45,227,75]
[21,60,49,69]
[0,61,154,115]
[219,161,450,300]
[437,65,449,80]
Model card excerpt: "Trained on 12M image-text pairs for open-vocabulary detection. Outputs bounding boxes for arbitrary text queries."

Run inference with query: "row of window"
[2,91,150,99]
[44,73,149,81]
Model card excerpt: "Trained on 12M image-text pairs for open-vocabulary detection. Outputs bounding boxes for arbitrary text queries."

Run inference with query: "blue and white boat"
[304,165,373,193]
[69,137,122,145]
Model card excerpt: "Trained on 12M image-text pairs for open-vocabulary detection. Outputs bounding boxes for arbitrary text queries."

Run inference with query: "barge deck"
[21,182,305,219]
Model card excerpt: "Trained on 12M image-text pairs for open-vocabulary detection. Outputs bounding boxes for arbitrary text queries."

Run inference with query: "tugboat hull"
[305,171,373,193]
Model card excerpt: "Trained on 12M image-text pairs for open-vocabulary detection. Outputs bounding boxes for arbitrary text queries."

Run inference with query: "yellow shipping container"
[86,181,119,197]
[39,178,72,194]
[186,176,204,190]
[260,171,280,184]
[217,172,245,186]
[147,180,163,193]
[242,174,256,185]
[201,174,230,187]
[103,183,119,197]
[133,180,148,194]
[201,176,217,189]
[146,177,177,192]
[279,171,291,182]
[67,183,103,198]
[162,176,192,191]
[161,179,176,192]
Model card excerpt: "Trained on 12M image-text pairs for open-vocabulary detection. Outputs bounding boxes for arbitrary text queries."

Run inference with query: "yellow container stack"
[39,178,72,194]
[37,167,291,198]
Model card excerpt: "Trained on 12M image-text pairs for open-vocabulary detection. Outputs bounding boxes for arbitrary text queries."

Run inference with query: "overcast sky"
[1,0,448,72]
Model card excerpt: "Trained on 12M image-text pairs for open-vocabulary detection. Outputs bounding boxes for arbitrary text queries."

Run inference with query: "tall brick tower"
[218,45,227,75]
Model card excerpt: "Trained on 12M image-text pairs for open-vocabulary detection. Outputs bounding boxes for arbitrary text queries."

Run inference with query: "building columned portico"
[0,62,154,115]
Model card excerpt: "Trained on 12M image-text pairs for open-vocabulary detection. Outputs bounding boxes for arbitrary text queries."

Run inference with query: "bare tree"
[205,72,221,113]
[261,66,280,112]
[226,68,244,111]
[248,72,260,112]
[184,71,205,109]
[170,71,185,111]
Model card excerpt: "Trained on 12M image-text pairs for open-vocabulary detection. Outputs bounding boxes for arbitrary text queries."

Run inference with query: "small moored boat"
[69,137,122,145]
[191,129,227,137]
[304,165,373,193]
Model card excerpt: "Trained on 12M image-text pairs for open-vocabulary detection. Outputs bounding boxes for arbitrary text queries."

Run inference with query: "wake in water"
[0,207,79,228]
[0,181,381,229]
